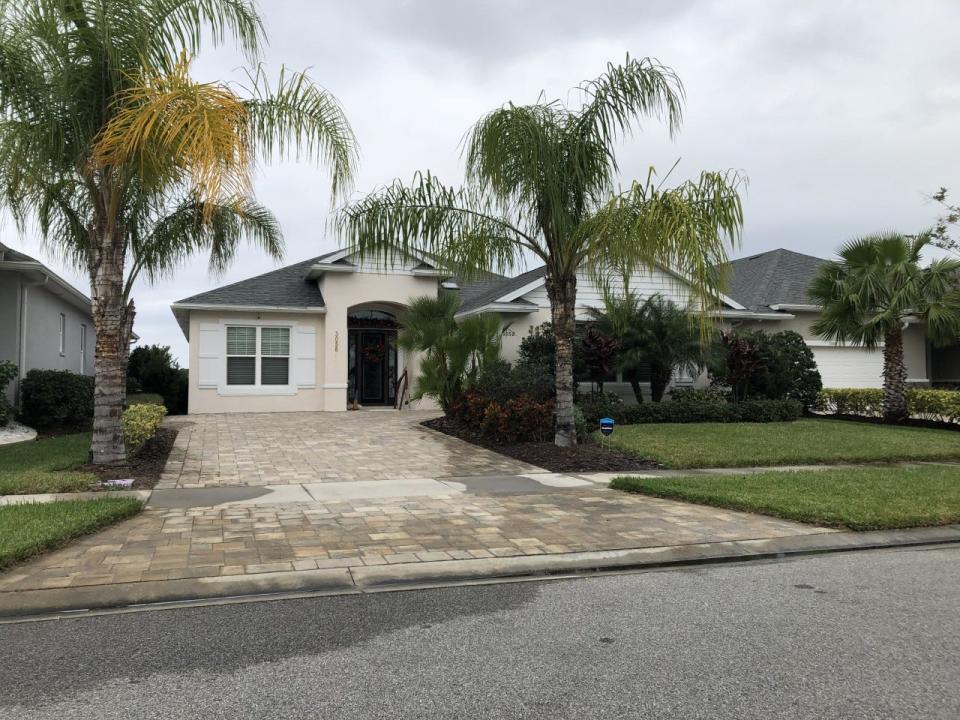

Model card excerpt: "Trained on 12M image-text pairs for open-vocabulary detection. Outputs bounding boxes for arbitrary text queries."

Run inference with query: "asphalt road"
[2,545,958,719]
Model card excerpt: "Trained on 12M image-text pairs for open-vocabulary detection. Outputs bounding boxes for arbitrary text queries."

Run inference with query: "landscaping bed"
[0,498,144,571]
[423,416,660,472]
[602,418,960,469]
[0,426,178,495]
[611,464,960,531]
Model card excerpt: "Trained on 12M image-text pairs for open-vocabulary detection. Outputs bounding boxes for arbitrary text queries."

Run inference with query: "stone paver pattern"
[160,411,540,488]
[0,488,833,592]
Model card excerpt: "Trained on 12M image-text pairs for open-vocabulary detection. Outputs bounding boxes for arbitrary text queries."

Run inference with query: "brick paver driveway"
[159,410,540,488]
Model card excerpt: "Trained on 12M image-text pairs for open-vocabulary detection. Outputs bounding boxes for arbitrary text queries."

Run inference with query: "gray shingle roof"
[723,248,827,311]
[455,266,547,313]
[174,256,326,309]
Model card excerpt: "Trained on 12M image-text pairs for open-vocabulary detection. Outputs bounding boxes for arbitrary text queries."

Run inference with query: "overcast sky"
[6,0,960,365]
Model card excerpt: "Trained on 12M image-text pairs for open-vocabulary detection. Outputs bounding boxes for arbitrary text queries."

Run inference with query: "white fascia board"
[411,268,450,277]
[306,263,356,279]
[769,303,820,312]
[170,303,327,314]
[713,309,795,320]
[455,302,537,318]
[497,276,548,303]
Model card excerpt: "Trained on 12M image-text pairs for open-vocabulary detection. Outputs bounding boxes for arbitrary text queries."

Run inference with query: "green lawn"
[611,465,960,531]
[0,433,98,495]
[602,419,960,469]
[0,498,143,570]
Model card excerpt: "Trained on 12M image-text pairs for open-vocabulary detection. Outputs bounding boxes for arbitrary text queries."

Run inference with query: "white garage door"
[812,346,884,388]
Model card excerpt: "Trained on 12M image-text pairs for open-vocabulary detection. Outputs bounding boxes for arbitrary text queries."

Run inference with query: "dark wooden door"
[359,331,387,404]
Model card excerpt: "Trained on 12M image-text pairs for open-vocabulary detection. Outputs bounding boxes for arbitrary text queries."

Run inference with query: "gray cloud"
[9,0,960,364]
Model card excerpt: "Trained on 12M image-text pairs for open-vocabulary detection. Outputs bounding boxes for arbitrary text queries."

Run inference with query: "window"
[80,324,87,373]
[58,313,66,354]
[225,326,290,386]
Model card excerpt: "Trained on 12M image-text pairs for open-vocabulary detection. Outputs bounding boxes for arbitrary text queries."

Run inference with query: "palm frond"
[243,65,357,203]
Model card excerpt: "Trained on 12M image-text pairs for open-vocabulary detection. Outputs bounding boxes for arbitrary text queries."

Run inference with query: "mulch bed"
[422,416,661,473]
[76,426,179,489]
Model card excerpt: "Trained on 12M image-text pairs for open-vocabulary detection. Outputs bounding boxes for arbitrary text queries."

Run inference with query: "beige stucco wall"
[188,310,326,414]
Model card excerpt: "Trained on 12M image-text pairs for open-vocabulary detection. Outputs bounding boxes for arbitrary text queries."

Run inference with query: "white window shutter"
[294,326,316,388]
[198,323,223,388]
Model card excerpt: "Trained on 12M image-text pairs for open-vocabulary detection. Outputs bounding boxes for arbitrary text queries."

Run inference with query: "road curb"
[2,525,959,619]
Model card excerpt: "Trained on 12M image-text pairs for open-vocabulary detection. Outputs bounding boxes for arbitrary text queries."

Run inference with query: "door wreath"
[361,341,385,364]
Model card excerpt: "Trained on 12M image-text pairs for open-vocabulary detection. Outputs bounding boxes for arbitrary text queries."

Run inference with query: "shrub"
[669,386,727,403]
[474,359,554,403]
[122,403,167,454]
[19,369,94,431]
[579,396,802,425]
[575,392,624,426]
[711,330,822,408]
[0,361,17,427]
[478,395,555,444]
[127,393,165,406]
[817,387,960,423]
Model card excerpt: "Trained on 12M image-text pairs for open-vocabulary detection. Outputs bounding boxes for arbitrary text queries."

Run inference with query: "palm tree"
[339,56,744,446]
[810,232,960,421]
[397,294,502,410]
[591,292,707,402]
[0,1,356,464]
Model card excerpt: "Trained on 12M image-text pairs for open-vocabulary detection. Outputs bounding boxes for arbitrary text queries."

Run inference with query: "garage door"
[812,346,884,388]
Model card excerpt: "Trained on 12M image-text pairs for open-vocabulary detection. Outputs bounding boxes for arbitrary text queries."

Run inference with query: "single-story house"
[170,245,960,414]
[0,241,96,405]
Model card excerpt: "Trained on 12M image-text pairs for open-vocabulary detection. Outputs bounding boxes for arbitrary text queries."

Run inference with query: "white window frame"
[219,320,296,396]
[58,313,66,355]
[79,323,87,373]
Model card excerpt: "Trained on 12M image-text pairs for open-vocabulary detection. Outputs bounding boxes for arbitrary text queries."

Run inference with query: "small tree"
[128,345,188,414]
[810,232,960,421]
[580,326,619,394]
[931,187,959,257]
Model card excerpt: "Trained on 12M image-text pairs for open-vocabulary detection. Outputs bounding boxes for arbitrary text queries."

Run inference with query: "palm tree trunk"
[650,365,671,402]
[882,326,908,422]
[88,223,133,465]
[626,370,644,404]
[547,274,577,447]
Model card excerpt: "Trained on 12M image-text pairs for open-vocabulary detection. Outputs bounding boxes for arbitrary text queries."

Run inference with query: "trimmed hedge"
[122,403,167,454]
[579,394,803,426]
[19,369,94,431]
[816,388,960,423]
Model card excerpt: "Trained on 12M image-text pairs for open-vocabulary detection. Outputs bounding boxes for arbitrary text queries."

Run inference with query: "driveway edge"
[2,525,959,619]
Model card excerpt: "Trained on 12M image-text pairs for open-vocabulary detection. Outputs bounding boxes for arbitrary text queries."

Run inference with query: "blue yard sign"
[599,417,615,437]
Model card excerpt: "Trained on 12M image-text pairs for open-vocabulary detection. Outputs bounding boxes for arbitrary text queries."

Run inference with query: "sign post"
[599,417,615,448]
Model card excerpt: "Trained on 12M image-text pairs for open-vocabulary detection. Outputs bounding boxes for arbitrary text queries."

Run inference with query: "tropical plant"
[339,56,745,446]
[712,331,763,401]
[810,232,960,420]
[590,292,708,402]
[397,294,503,410]
[579,325,620,394]
[0,1,356,464]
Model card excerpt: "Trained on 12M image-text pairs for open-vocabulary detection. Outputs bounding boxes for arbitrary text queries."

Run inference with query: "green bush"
[0,361,17,427]
[817,387,960,423]
[474,359,554,403]
[579,396,803,425]
[127,345,188,414]
[127,393,165,406]
[122,403,167,454]
[710,330,822,408]
[19,369,94,431]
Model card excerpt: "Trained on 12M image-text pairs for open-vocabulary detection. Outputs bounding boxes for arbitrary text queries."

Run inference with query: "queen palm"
[810,232,960,421]
[0,1,356,464]
[339,56,744,445]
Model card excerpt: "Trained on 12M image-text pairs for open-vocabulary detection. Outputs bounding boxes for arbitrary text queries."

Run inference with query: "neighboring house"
[724,248,960,388]
[0,242,95,405]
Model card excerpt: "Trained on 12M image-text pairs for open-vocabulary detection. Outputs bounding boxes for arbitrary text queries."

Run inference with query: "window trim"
[219,321,296,396]
[58,313,66,356]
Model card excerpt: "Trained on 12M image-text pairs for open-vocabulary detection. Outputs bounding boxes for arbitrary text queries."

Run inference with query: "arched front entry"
[347,307,399,407]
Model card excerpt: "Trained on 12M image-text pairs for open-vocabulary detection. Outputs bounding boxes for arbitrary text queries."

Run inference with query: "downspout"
[16,274,50,408]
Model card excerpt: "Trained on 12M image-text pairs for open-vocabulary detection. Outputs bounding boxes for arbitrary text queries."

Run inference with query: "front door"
[349,330,397,406]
